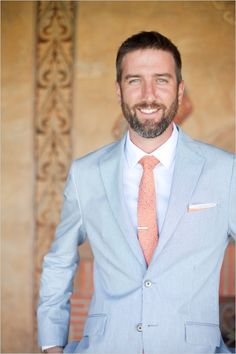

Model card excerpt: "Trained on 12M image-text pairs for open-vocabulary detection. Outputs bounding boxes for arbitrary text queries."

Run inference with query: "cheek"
[124,89,143,106]
[159,89,178,105]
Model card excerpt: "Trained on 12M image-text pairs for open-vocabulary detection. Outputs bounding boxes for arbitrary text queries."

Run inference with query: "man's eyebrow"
[154,73,173,78]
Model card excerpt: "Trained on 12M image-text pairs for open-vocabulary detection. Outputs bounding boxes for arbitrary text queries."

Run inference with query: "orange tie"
[137,156,159,265]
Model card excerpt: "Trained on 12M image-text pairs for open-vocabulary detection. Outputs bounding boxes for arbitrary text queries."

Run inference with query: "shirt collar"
[125,124,179,169]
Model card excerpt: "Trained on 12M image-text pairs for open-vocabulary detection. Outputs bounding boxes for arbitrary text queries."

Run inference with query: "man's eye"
[128,78,140,84]
[157,78,168,84]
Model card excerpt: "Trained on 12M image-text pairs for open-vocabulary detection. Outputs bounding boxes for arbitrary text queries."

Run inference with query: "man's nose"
[142,81,156,102]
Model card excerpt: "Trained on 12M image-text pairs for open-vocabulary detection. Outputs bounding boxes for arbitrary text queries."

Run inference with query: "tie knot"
[139,155,159,170]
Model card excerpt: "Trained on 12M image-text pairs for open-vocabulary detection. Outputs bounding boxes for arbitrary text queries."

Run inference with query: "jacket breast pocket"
[185,321,221,346]
[84,314,107,337]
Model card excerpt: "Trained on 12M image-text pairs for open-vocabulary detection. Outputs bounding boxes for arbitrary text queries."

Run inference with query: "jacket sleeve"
[37,161,87,347]
[228,155,236,240]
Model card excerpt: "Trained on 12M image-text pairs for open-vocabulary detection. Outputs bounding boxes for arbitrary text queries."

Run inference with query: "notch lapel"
[99,136,146,269]
[149,130,206,267]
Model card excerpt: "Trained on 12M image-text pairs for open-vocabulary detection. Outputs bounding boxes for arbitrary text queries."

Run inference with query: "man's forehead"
[121,48,176,73]
[122,48,174,61]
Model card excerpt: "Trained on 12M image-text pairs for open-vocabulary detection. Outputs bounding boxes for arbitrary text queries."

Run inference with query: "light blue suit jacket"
[38,129,236,353]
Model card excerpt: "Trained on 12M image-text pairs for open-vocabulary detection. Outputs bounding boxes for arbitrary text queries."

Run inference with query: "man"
[38,31,236,354]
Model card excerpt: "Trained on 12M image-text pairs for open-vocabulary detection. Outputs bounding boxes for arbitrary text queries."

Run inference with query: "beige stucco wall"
[2,1,234,352]
[2,1,35,352]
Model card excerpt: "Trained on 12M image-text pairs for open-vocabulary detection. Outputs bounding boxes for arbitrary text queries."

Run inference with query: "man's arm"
[37,162,86,349]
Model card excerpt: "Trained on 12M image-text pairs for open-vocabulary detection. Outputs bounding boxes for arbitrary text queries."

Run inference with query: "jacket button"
[136,323,143,332]
[144,280,152,287]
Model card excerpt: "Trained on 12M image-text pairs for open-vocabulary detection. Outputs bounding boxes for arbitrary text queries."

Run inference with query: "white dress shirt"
[42,124,178,350]
[123,124,178,235]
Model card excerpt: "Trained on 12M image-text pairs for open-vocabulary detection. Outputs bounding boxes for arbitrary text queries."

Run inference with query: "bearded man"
[38,31,235,354]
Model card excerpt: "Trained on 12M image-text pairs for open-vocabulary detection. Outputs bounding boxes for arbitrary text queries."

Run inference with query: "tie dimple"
[137,155,159,265]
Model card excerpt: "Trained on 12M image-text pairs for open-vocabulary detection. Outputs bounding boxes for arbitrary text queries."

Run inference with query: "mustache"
[133,101,167,110]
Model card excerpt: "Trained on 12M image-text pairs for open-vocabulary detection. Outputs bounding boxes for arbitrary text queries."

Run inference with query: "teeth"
[139,108,158,114]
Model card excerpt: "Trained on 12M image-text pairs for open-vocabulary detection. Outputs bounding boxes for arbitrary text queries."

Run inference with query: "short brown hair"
[116,31,182,84]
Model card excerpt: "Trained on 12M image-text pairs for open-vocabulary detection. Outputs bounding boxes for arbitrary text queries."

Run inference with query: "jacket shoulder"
[180,129,235,164]
[71,139,121,171]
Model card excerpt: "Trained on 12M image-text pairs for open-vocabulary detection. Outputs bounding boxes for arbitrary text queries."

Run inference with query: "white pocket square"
[188,202,217,212]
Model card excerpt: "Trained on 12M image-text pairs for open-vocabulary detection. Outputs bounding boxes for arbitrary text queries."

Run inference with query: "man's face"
[116,49,184,138]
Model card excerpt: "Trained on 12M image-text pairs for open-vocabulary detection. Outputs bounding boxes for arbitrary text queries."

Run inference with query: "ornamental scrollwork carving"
[34,1,75,347]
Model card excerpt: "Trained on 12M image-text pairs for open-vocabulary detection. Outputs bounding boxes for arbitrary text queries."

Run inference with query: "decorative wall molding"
[34,1,75,347]
[212,1,235,25]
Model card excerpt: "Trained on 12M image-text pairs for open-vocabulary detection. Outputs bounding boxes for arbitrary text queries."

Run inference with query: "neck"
[128,123,174,153]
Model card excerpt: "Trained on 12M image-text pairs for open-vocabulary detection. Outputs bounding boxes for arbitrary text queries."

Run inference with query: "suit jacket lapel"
[149,129,206,266]
[99,136,146,269]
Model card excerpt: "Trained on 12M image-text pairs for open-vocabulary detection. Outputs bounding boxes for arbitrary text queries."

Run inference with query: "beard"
[121,94,179,138]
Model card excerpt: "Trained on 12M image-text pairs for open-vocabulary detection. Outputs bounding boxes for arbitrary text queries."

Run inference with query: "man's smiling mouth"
[138,107,159,114]
[134,102,166,116]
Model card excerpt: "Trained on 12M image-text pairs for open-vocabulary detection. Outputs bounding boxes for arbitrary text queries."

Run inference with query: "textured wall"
[2,1,235,353]
[2,1,35,352]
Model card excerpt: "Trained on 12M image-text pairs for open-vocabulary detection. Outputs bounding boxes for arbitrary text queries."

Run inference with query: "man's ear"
[178,80,185,106]
[116,82,121,103]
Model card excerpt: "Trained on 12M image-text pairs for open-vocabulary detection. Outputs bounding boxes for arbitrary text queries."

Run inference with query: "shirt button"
[144,280,152,287]
[136,323,143,332]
